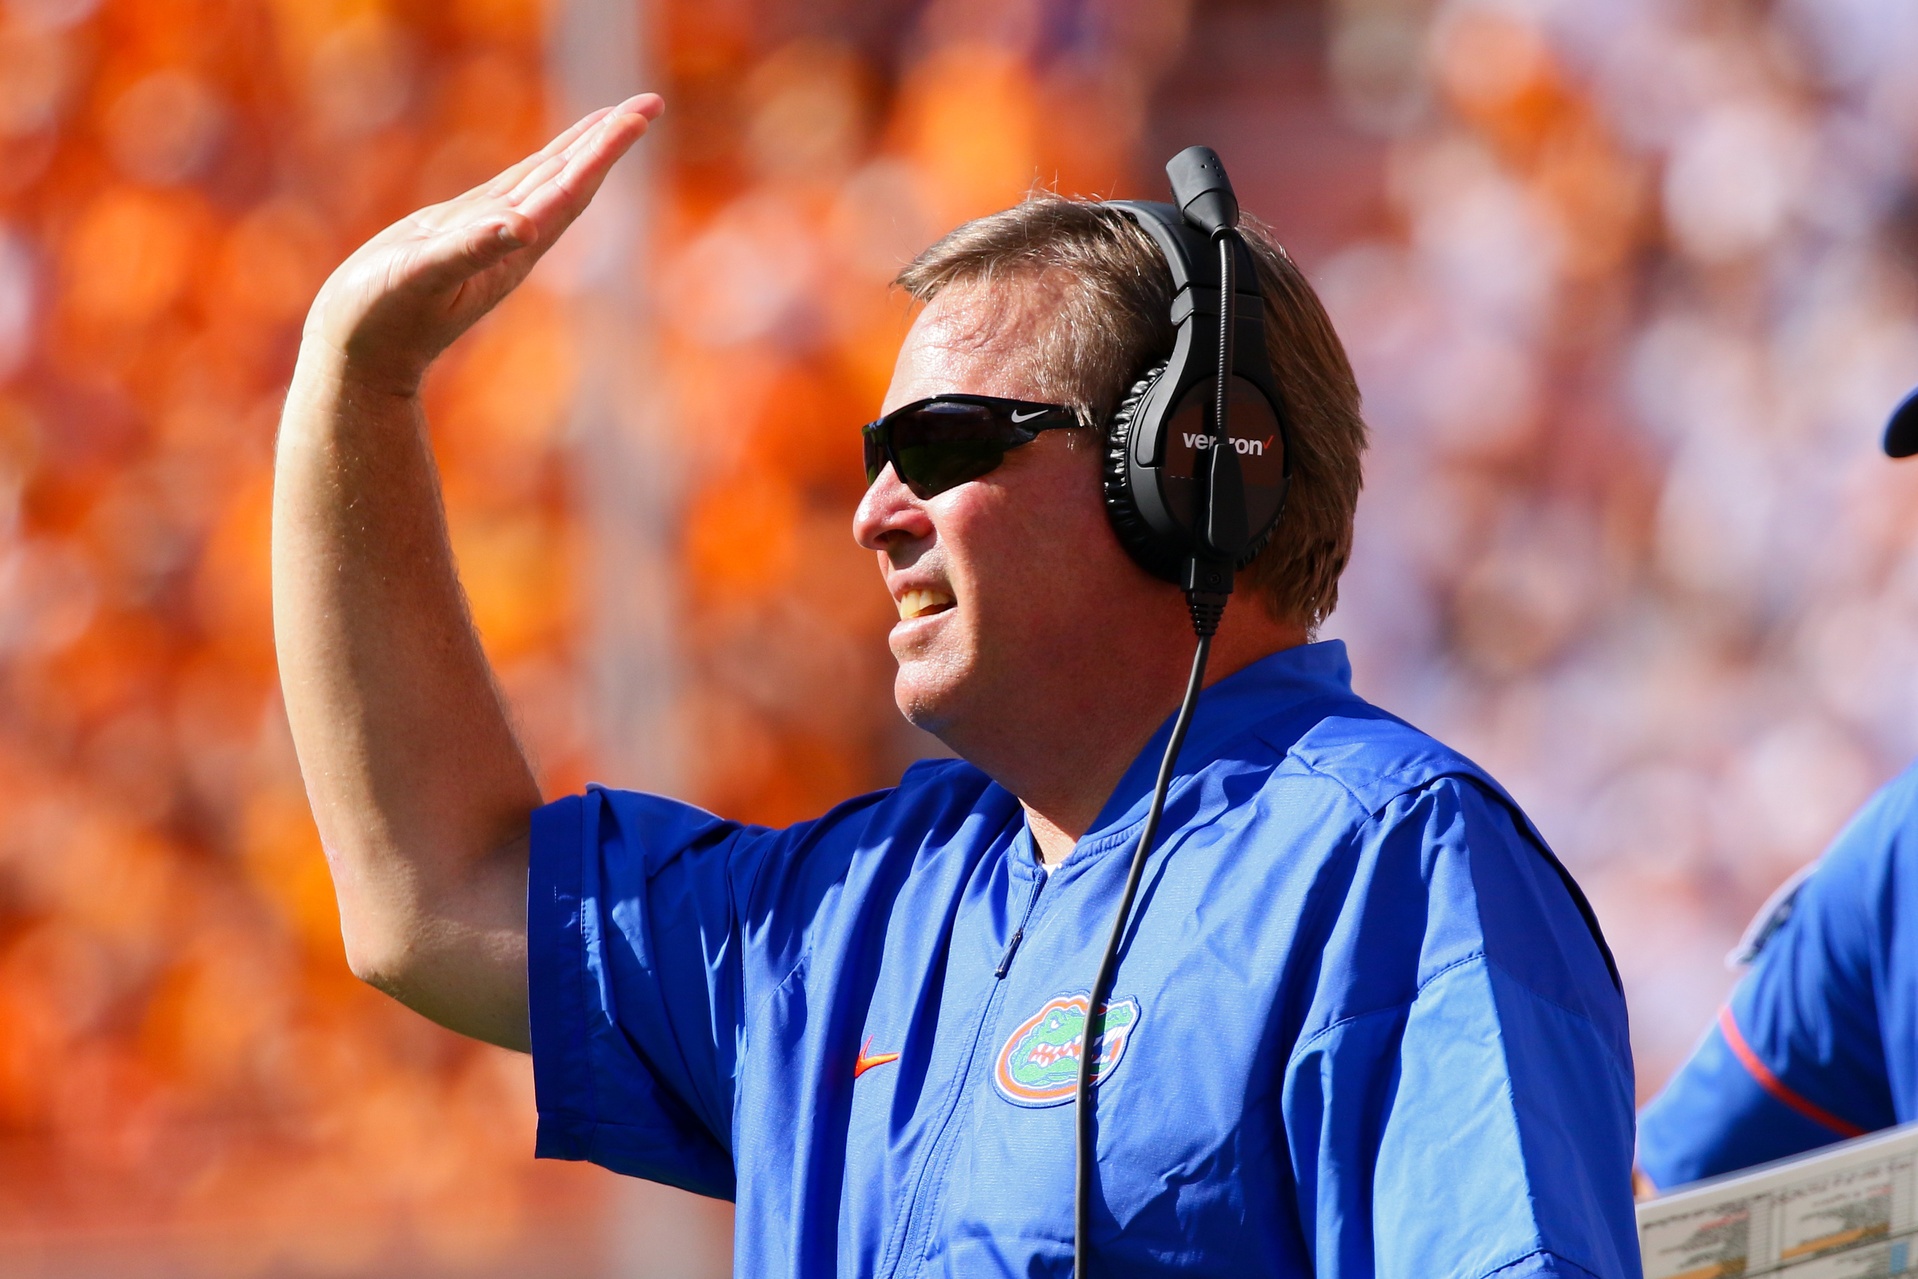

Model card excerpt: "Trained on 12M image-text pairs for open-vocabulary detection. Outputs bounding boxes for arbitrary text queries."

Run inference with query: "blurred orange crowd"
[1317,0,1918,1093]
[3,0,1918,1271]
[0,0,609,1267]
[0,0,1193,1269]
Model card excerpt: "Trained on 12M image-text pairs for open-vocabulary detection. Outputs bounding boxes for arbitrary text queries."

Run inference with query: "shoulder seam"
[730,788,901,1063]
[1281,738,1504,827]
[1294,762,1623,996]
[734,784,898,924]
[1287,949,1626,1073]
[1477,1248,1603,1279]
[1281,751,1378,822]
[737,772,1010,1046]
[1289,950,1490,1059]
[1481,952,1618,1055]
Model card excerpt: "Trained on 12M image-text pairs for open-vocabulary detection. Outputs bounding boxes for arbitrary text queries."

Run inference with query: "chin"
[893,669,954,735]
[890,649,978,738]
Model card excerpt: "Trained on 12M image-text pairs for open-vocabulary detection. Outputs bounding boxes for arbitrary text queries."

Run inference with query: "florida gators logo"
[992,993,1141,1108]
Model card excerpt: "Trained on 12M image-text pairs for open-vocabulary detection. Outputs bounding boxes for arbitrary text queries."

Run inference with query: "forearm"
[268,93,659,1048]
[273,342,539,1048]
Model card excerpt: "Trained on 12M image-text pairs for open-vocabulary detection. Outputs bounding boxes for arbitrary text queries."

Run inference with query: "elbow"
[334,902,531,1051]
[323,838,438,997]
[339,920,416,998]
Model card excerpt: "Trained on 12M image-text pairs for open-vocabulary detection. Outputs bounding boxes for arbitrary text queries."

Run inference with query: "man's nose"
[853,465,934,554]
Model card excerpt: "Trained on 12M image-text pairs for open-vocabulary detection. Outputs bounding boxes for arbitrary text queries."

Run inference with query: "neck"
[961,605,1308,869]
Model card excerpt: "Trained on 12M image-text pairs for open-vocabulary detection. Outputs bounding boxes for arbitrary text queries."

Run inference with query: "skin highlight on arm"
[273,95,664,1050]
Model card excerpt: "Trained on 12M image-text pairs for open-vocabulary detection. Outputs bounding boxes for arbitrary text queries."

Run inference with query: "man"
[1637,384,1918,1192]
[274,94,1640,1276]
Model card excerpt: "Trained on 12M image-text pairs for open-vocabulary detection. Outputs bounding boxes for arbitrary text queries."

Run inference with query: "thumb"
[412,211,541,293]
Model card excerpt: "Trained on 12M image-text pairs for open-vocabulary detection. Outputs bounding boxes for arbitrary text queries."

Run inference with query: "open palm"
[306,93,663,395]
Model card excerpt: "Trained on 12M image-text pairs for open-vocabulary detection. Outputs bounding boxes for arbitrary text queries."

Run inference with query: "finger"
[406,95,657,294]
[502,124,606,206]
[514,108,651,232]
[479,107,613,200]
[502,111,617,205]
[624,92,665,122]
[502,150,574,209]
[505,93,661,207]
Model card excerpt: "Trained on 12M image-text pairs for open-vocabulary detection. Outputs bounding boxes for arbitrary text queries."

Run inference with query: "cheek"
[947,484,1129,612]
[940,493,1050,601]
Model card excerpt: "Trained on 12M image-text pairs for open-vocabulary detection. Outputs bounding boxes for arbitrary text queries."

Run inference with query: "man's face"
[854,278,1173,742]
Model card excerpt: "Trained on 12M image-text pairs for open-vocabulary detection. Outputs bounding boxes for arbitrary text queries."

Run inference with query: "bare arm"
[273,95,663,1050]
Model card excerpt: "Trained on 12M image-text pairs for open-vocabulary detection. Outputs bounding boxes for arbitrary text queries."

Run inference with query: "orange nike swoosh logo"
[854,1035,900,1079]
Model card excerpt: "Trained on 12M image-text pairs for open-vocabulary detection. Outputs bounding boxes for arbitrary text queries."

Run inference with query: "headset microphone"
[1167,145,1240,235]
[1073,147,1292,1277]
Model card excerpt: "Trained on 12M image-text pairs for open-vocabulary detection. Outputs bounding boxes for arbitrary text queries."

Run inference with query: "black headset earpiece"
[1098,149,1292,606]
[1100,360,1181,581]
[1103,357,1290,585]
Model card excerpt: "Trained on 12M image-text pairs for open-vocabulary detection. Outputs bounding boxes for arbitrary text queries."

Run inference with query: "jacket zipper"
[994,927,1024,978]
[879,861,1048,1279]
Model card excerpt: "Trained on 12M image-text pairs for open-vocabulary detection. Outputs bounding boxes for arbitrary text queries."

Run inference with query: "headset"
[1070,148,1293,1277]
[1100,149,1293,621]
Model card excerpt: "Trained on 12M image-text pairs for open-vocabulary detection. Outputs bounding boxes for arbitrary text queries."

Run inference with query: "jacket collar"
[1072,638,1359,857]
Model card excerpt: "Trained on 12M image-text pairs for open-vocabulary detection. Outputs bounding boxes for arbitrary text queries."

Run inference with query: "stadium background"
[0,0,1915,1271]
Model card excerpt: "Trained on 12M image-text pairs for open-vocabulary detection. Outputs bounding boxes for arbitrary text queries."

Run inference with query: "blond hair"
[894,195,1367,629]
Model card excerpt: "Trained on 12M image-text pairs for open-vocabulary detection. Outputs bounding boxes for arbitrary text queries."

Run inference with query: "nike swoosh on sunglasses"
[861,395,1082,500]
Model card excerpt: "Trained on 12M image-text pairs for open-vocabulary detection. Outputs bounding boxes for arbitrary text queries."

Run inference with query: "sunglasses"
[862,395,1082,499]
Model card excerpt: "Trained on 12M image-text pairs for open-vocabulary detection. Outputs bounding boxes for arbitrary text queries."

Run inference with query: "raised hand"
[274,93,665,1052]
[303,93,664,396]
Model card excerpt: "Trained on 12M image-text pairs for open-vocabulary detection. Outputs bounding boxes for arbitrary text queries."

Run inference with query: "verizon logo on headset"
[1182,431,1275,457]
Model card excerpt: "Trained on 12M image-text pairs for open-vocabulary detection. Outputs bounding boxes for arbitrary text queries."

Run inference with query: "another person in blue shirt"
[1638,385,1918,1194]
[1637,763,1918,1191]
[272,95,1642,1277]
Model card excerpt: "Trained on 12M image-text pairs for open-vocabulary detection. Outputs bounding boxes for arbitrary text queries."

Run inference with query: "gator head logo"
[992,993,1141,1108]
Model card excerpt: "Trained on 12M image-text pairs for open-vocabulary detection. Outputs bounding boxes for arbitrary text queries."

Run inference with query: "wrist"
[291,324,429,405]
[283,337,428,450]
[298,282,441,401]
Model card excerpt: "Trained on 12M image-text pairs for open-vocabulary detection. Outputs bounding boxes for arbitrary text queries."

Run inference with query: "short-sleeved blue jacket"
[528,640,1640,1277]
[1638,762,1918,1190]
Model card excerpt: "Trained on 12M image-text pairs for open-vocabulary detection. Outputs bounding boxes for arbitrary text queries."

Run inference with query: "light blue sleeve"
[1638,771,1909,1188]
[1282,779,1641,1279]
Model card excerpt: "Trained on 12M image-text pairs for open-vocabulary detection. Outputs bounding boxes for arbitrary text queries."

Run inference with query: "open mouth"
[897,587,955,621]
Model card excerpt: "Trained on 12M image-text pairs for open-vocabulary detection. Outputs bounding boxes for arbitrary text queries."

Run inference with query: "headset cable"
[1072,227,1244,1277]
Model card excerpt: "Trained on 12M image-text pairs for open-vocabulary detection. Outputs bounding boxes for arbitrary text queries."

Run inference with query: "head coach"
[272,95,1641,1278]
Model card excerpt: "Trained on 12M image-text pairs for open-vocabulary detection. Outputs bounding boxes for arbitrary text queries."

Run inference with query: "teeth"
[898,587,954,620]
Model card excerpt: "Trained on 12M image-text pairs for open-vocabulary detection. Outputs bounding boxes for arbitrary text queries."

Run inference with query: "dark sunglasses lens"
[862,424,888,486]
[891,403,1022,497]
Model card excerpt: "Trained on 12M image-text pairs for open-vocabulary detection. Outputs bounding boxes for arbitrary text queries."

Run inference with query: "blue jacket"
[1639,762,1918,1190]
[529,641,1640,1277]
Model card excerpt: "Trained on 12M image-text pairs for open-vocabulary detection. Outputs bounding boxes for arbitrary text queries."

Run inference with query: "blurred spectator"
[0,0,607,1269]
[1630,388,1918,1192]
[1305,0,1918,1099]
[6,0,1918,1269]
